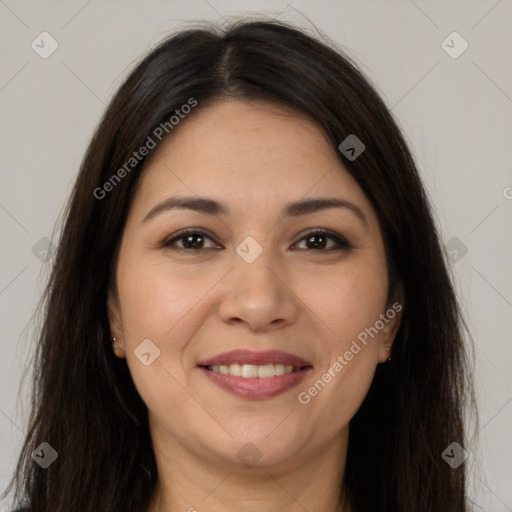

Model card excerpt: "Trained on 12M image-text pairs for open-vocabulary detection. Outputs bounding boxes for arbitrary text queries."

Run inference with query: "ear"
[377,299,404,364]
[107,287,125,351]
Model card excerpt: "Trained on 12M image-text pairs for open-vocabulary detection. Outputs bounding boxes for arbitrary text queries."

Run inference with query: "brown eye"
[163,230,221,251]
[181,233,205,249]
[293,230,351,251]
[305,234,328,249]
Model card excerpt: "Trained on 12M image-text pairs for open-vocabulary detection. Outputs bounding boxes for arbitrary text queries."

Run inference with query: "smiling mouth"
[199,364,312,399]
[203,363,308,378]
[197,349,313,399]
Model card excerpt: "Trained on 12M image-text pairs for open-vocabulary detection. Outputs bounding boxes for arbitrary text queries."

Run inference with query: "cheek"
[115,257,208,424]
[116,255,211,344]
[296,260,389,348]
[115,254,225,404]
[293,259,388,419]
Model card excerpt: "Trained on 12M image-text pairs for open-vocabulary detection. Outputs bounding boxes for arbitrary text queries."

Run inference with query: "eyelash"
[161,228,352,253]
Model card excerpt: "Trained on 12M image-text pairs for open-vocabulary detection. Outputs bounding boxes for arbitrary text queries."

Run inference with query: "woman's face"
[108,99,401,471]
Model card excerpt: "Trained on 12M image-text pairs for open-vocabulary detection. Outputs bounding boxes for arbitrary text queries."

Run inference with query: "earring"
[386,346,391,362]
[112,337,125,358]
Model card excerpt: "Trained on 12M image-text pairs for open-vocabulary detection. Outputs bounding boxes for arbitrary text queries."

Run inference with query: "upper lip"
[198,349,313,368]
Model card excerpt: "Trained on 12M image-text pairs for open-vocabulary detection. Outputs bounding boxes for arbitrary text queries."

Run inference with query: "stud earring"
[386,346,391,362]
[112,337,125,358]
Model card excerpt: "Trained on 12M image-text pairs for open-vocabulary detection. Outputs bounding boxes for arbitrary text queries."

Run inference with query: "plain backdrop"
[0,1,511,510]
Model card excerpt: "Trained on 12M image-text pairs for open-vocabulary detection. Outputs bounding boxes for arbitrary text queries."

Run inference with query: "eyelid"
[162,227,352,253]
[162,228,222,250]
[292,228,352,250]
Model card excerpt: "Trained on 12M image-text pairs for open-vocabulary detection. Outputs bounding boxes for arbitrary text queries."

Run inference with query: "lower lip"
[199,367,311,399]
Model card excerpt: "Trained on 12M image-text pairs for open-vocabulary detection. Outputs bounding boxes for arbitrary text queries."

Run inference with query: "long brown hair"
[3,18,475,512]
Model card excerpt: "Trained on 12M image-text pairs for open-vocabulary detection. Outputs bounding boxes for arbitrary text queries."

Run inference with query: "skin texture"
[108,99,402,512]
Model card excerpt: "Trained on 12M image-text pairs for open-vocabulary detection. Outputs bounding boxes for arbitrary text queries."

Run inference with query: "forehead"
[153,99,336,171]
[131,99,372,218]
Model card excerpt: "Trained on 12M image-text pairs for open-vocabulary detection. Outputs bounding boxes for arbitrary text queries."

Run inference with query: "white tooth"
[274,364,285,376]
[241,364,258,378]
[209,363,296,377]
[257,364,275,378]
[229,363,242,376]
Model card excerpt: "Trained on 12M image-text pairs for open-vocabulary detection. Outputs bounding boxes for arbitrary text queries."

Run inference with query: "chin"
[209,423,308,470]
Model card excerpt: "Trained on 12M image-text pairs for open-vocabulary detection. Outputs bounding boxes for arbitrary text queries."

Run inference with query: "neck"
[146,422,350,512]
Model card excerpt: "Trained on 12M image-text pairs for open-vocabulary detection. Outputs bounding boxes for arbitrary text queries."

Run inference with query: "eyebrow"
[142,196,368,226]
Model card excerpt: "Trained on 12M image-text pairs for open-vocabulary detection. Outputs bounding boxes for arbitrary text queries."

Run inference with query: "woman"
[4,19,474,512]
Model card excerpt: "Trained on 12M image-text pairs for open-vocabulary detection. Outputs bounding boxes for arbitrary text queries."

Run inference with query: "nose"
[217,244,300,334]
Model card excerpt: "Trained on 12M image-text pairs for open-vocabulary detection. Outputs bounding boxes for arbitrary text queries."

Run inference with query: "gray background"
[1,1,511,510]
